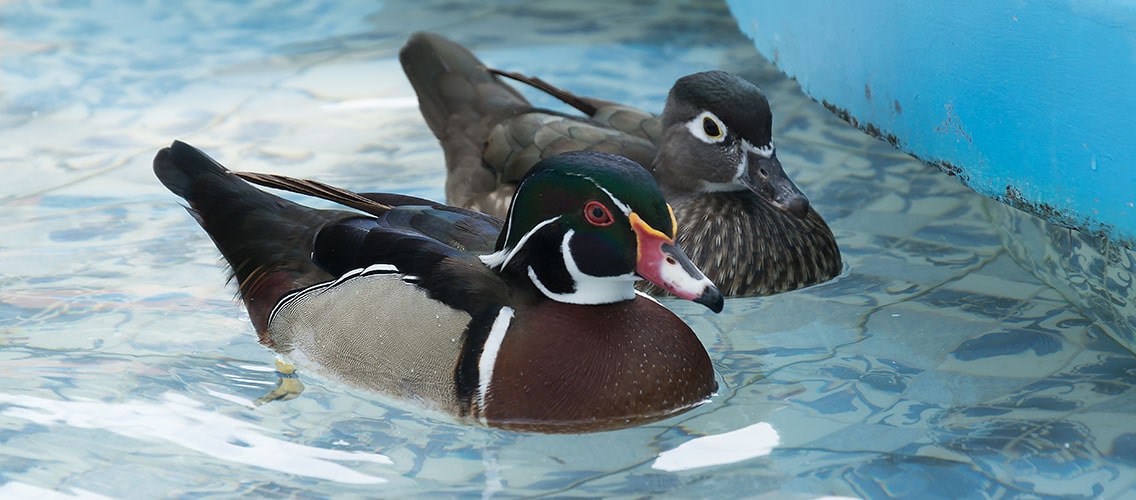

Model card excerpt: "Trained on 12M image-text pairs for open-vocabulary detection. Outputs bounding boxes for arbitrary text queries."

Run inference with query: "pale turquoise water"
[2,1,1135,498]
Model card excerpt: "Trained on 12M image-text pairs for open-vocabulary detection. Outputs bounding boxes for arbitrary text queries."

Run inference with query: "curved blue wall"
[729,0,1136,245]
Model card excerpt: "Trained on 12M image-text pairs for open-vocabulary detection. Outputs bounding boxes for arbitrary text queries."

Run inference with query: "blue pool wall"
[727,0,1136,353]
[727,0,1136,245]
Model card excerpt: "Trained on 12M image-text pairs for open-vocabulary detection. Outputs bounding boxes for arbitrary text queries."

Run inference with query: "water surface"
[2,1,1135,497]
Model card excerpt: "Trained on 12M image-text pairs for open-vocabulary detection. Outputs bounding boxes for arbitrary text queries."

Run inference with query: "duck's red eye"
[583,200,614,226]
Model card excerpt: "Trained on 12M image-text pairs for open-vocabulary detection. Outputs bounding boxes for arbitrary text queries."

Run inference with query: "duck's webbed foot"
[255,358,305,405]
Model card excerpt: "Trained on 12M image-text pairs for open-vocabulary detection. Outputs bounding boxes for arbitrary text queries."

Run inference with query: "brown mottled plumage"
[400,32,841,298]
[641,192,840,296]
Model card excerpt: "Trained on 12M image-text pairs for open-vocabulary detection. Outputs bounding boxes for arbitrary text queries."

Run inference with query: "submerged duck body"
[399,32,842,297]
[154,141,721,432]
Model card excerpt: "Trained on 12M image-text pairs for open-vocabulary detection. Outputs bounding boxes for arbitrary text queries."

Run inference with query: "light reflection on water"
[2,0,1135,498]
[0,393,392,484]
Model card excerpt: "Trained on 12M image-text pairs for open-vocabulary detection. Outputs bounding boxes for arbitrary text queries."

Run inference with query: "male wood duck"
[399,32,842,297]
[154,140,722,433]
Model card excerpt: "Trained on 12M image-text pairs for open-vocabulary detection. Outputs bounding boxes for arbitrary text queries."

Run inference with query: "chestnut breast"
[481,296,716,432]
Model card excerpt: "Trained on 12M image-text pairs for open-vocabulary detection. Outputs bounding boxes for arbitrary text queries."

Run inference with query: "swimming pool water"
[2,1,1135,498]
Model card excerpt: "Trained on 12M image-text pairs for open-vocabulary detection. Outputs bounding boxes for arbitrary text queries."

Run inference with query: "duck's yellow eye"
[702,116,722,138]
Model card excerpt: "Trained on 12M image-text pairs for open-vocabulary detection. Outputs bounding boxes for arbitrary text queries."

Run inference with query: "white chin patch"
[658,254,714,298]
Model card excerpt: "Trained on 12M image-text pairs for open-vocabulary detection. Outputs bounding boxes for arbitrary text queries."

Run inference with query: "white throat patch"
[528,229,636,304]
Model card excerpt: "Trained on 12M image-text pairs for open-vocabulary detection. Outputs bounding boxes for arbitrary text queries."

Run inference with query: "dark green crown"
[496,151,673,252]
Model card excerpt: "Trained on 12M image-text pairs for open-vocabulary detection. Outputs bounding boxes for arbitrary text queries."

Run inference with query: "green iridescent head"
[481,151,723,312]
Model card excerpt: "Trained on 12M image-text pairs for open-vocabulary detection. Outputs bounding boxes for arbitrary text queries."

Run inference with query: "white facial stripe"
[595,184,631,216]
[565,172,632,216]
[477,306,514,421]
[484,169,638,270]
[743,138,776,159]
[735,144,749,181]
[479,216,561,269]
[685,111,727,144]
[496,178,532,248]
[527,230,637,304]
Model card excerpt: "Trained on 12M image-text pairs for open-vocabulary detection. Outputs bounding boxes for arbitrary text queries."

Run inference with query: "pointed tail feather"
[400,32,538,209]
[488,68,599,116]
[233,170,394,217]
[153,141,351,338]
[399,32,531,139]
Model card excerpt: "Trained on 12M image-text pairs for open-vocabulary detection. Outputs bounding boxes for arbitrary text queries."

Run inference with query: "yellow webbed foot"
[255,358,305,406]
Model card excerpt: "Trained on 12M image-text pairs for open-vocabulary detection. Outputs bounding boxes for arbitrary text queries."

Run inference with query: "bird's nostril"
[758,168,769,179]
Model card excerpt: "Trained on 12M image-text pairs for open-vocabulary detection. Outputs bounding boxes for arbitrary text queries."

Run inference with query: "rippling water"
[2,1,1135,497]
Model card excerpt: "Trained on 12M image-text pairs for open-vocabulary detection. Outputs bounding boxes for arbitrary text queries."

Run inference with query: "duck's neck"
[662,191,841,297]
[526,265,637,305]
[525,229,638,305]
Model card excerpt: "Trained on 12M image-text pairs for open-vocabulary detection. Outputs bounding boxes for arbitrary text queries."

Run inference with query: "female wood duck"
[154,140,722,433]
[399,32,842,297]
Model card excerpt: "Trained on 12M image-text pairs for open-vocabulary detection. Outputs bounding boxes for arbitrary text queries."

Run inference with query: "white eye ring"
[686,111,727,144]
